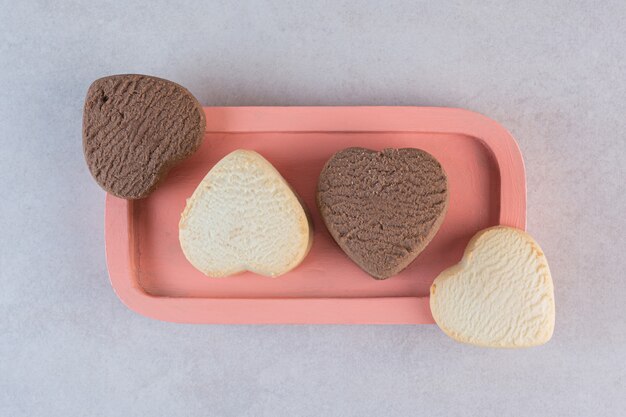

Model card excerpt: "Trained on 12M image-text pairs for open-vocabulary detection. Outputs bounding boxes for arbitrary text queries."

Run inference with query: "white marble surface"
[1,1,625,416]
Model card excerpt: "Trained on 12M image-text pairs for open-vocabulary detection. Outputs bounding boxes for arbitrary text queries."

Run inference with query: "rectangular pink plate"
[105,107,525,324]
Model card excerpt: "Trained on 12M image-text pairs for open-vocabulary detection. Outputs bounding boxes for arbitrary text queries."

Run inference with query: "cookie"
[430,226,555,348]
[83,74,206,199]
[317,147,448,279]
[179,150,313,277]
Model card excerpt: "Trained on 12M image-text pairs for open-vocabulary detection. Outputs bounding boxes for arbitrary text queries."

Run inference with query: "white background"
[1,1,625,416]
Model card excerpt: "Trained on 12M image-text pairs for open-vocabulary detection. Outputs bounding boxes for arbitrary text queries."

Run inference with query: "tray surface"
[105,107,525,324]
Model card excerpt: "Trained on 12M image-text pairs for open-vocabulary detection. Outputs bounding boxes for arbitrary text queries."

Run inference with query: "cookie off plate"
[105,107,525,324]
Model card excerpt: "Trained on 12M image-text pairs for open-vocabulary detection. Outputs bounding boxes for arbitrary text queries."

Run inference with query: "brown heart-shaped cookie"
[83,74,206,199]
[317,147,448,279]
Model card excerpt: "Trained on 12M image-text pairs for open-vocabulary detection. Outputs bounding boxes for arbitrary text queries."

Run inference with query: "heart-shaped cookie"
[317,147,448,279]
[83,74,206,199]
[430,226,555,348]
[179,150,313,277]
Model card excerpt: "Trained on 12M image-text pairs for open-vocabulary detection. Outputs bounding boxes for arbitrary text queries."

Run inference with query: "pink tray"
[105,107,525,324]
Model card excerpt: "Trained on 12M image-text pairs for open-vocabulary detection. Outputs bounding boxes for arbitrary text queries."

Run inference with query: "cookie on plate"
[317,147,448,279]
[83,74,206,199]
[179,149,313,277]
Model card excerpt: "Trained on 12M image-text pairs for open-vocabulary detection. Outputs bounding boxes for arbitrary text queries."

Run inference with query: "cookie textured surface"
[179,150,313,278]
[317,147,448,279]
[83,74,206,199]
[430,226,555,348]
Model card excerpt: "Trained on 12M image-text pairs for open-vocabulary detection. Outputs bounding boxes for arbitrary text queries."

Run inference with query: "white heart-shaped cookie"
[179,150,313,277]
[430,226,555,348]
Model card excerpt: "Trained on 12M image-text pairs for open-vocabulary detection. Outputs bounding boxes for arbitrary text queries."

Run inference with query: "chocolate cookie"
[317,147,448,279]
[83,74,206,199]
